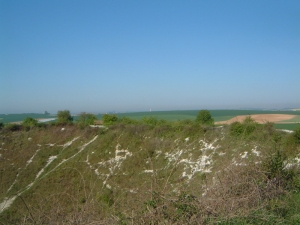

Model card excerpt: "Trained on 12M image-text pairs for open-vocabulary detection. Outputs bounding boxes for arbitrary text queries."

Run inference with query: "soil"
[215,114,296,125]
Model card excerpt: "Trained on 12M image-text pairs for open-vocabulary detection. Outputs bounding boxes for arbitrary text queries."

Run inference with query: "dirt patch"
[216,114,296,125]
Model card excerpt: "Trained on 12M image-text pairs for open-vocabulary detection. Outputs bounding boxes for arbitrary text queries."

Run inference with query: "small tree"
[57,110,73,125]
[22,117,38,128]
[196,110,214,125]
[77,112,97,127]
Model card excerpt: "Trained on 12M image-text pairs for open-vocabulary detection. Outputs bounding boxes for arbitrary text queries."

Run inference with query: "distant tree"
[102,114,118,125]
[57,110,73,125]
[0,122,4,129]
[22,117,38,129]
[77,112,97,127]
[195,110,214,125]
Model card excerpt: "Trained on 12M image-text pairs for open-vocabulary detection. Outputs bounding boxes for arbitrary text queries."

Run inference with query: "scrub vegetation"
[0,110,300,224]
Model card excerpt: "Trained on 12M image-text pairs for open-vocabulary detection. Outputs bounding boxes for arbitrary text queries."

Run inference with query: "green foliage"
[99,188,114,206]
[142,116,159,126]
[118,116,139,124]
[173,193,197,221]
[263,150,286,180]
[195,110,214,125]
[262,150,300,191]
[230,116,257,137]
[0,122,3,129]
[102,114,118,125]
[22,117,38,128]
[56,110,73,125]
[3,123,21,132]
[77,112,97,128]
[142,116,167,126]
[230,121,244,136]
[293,126,300,144]
[242,116,257,136]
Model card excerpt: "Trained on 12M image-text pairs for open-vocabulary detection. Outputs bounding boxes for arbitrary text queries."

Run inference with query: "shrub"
[57,110,73,125]
[230,116,257,137]
[118,116,138,124]
[77,112,97,128]
[262,149,300,191]
[293,126,300,144]
[230,121,244,136]
[242,116,257,136]
[3,123,21,132]
[142,116,159,126]
[102,114,118,125]
[22,117,38,129]
[195,110,214,125]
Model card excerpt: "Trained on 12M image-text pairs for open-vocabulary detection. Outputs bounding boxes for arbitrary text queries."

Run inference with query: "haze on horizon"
[1,0,299,114]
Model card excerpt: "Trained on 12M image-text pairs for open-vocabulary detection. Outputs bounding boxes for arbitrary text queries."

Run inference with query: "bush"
[77,112,97,128]
[57,110,73,125]
[3,123,21,132]
[230,116,257,137]
[263,149,300,191]
[118,117,138,125]
[293,126,300,144]
[102,114,118,125]
[22,117,38,129]
[230,121,244,136]
[142,116,159,126]
[195,110,214,125]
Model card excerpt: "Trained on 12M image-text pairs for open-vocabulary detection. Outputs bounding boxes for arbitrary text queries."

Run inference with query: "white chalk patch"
[26,149,41,166]
[252,146,260,157]
[241,152,248,159]
[61,136,80,149]
[0,196,17,213]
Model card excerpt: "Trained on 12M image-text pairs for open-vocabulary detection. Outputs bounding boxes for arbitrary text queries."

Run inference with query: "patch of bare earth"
[216,114,296,125]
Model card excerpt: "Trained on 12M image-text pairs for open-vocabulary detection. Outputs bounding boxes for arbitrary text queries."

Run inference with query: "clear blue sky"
[1,0,299,114]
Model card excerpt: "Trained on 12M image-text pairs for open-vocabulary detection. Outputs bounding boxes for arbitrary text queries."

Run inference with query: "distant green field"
[109,110,300,130]
[274,123,300,130]
[112,110,300,122]
[280,115,300,123]
[2,110,300,130]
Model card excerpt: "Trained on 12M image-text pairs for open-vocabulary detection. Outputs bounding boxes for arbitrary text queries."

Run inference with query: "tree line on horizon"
[0,109,216,131]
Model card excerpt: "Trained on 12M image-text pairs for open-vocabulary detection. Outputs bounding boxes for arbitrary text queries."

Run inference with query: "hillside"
[1,119,300,224]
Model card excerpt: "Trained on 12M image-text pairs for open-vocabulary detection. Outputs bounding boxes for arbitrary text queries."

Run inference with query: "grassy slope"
[0,121,300,224]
